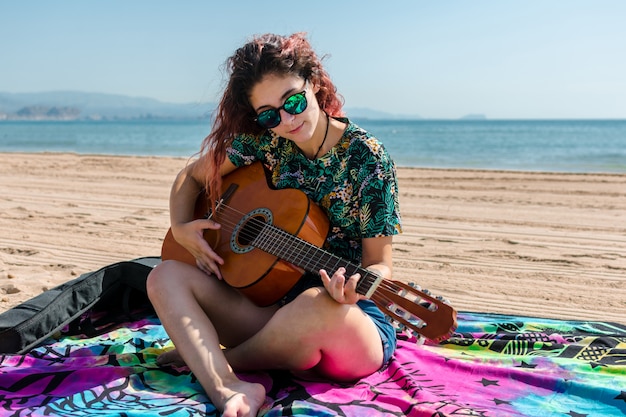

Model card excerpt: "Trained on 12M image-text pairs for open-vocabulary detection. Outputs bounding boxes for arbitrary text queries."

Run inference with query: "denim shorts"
[279,273,397,365]
[357,299,397,365]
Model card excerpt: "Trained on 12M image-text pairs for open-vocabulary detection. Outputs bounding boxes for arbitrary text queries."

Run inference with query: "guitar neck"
[252,223,382,299]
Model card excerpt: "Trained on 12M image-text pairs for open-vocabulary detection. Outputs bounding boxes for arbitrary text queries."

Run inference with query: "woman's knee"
[283,289,384,379]
[146,260,189,303]
[147,260,238,311]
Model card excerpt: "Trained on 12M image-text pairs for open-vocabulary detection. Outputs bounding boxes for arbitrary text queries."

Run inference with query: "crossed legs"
[147,260,384,417]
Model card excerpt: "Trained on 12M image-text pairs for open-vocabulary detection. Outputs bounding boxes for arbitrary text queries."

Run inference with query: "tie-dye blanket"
[1,311,625,416]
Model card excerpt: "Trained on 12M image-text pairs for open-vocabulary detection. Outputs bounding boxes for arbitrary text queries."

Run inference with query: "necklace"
[312,112,330,159]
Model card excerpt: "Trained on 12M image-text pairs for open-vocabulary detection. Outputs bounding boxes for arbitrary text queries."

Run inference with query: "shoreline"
[2,150,625,176]
[1,152,625,322]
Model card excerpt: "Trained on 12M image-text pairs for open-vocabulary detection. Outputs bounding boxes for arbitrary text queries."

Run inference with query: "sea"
[0,119,625,173]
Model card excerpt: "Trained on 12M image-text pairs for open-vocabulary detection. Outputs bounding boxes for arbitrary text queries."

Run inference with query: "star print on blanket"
[1,311,625,416]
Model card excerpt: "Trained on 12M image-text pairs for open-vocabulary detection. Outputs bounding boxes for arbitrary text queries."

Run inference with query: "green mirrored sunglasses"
[254,89,308,129]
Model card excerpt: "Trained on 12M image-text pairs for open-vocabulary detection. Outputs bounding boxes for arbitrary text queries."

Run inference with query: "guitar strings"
[210,203,380,292]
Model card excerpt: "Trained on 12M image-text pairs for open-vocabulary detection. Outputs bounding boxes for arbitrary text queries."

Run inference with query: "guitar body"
[161,162,329,306]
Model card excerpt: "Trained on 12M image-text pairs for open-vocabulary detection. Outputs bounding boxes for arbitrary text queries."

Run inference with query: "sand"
[0,152,624,323]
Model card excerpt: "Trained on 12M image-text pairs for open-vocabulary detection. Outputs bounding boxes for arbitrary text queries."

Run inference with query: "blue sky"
[1,1,625,119]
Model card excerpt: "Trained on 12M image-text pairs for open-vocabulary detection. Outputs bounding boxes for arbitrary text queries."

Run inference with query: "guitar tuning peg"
[435,295,452,305]
[405,329,424,345]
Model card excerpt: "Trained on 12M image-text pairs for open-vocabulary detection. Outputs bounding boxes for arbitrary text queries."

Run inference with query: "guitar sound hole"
[230,207,273,255]
[237,215,267,246]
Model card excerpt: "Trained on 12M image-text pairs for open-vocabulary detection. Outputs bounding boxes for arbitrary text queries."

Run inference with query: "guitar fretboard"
[252,222,382,298]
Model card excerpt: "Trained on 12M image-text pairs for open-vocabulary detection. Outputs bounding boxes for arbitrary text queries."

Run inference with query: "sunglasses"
[254,87,308,129]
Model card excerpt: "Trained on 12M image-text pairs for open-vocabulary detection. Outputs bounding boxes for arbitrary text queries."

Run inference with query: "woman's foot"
[219,380,266,417]
[157,349,266,416]
[156,348,187,367]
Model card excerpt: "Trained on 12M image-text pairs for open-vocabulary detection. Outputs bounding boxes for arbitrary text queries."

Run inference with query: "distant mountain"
[0,91,215,120]
[0,91,424,121]
[14,105,81,120]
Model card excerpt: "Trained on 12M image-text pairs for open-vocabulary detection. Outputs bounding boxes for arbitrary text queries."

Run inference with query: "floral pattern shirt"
[227,118,402,265]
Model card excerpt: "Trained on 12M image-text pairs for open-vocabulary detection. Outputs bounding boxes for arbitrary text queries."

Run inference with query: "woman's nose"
[279,108,296,124]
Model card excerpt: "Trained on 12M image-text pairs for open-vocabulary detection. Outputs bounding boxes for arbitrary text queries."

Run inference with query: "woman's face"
[249,73,321,144]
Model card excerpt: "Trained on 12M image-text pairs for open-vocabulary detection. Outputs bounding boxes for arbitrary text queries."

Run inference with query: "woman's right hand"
[172,218,224,279]
[169,158,237,279]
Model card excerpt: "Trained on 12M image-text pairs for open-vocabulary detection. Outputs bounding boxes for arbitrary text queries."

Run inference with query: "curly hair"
[199,32,344,207]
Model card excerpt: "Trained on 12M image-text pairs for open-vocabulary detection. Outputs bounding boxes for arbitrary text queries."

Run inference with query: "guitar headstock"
[371,280,457,343]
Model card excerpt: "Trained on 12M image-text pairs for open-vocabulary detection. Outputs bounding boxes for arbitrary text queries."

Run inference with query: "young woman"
[147,32,402,417]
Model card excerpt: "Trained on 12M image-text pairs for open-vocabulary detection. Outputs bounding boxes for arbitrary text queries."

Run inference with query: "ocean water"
[0,119,624,173]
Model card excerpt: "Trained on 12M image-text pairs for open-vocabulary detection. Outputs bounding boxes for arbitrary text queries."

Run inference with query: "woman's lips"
[288,122,304,135]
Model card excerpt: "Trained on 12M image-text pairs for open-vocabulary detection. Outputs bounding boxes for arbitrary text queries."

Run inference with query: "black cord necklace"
[312,112,330,159]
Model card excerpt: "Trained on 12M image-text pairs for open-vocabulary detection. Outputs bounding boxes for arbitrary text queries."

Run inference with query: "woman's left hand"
[320,267,363,304]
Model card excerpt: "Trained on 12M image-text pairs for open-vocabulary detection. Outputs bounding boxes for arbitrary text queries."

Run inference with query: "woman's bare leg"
[225,287,384,381]
[147,260,278,417]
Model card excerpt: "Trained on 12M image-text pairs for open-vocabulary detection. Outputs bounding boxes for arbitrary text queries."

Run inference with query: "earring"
[269,129,279,140]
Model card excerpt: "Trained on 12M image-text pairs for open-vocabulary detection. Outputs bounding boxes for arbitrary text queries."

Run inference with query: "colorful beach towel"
[1,308,625,416]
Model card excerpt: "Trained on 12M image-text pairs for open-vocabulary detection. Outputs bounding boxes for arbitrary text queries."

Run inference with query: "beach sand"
[1,152,624,322]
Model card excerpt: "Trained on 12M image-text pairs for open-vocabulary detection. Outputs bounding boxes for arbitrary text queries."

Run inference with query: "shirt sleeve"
[226,133,264,167]
[354,140,403,238]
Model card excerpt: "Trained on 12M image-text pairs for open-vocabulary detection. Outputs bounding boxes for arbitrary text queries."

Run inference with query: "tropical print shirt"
[226,118,402,265]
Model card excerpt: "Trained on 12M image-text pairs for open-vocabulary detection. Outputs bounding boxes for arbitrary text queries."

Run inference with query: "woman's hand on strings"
[172,219,224,279]
[320,267,364,305]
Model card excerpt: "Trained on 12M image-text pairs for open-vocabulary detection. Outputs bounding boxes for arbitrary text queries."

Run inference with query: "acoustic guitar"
[161,162,457,342]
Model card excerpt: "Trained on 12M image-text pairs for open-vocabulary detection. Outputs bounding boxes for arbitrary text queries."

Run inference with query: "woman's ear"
[308,76,321,94]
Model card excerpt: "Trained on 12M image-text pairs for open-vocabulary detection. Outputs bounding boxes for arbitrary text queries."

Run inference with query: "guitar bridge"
[207,183,238,219]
